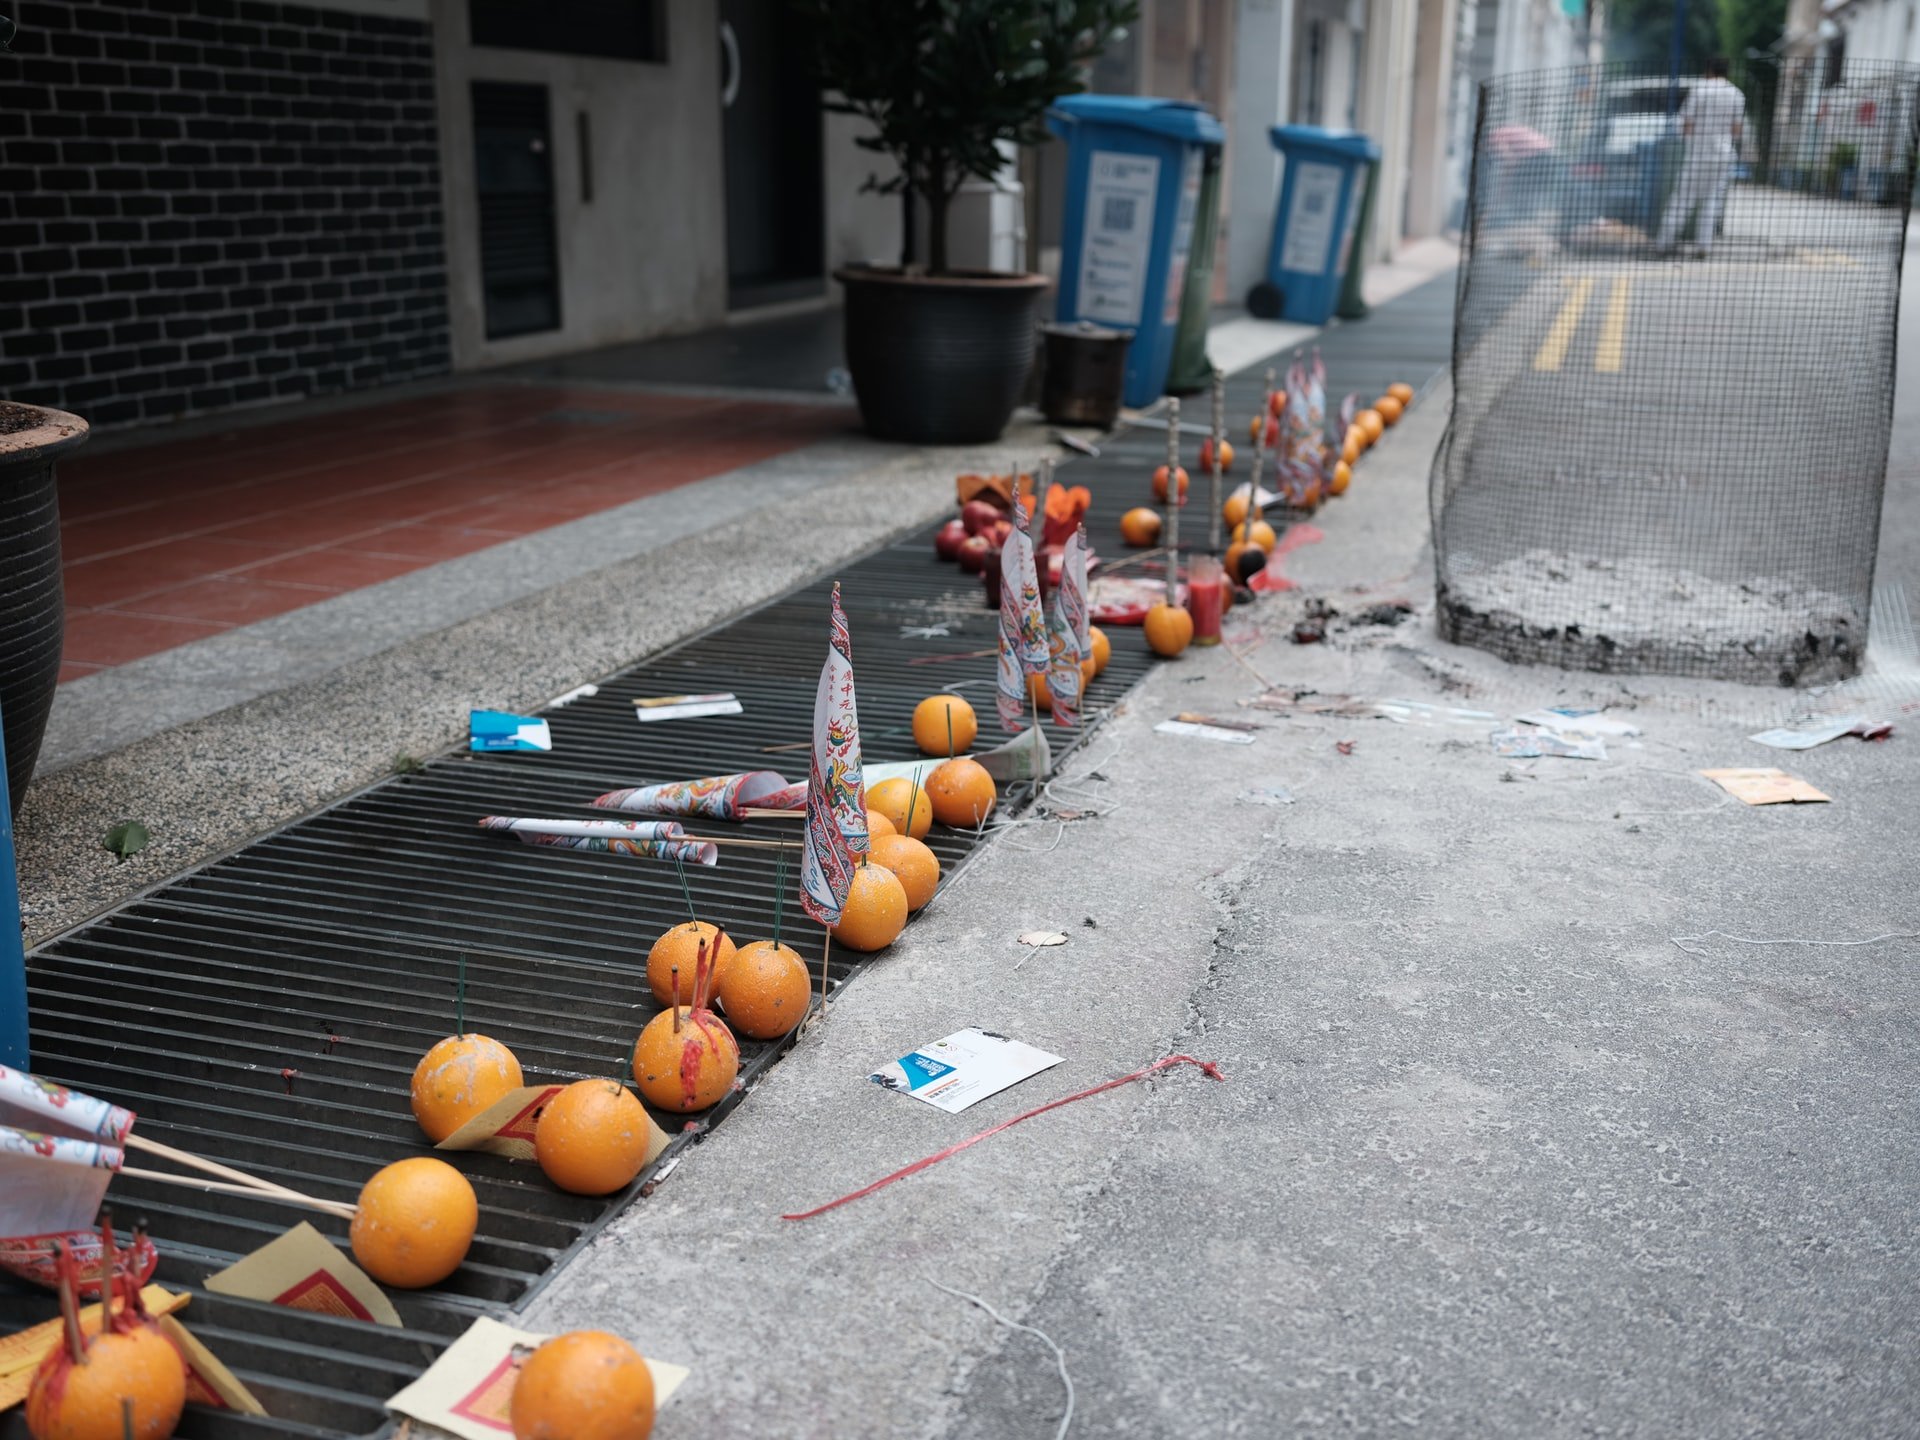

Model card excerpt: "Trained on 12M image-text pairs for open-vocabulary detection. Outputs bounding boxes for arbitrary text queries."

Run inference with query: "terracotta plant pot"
[0,403,88,817]
[835,266,1047,445]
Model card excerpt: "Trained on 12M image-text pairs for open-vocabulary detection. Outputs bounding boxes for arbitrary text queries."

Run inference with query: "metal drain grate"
[3,289,1455,1438]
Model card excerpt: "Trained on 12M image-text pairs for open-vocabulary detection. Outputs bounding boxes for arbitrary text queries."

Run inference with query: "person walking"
[1656,56,1746,258]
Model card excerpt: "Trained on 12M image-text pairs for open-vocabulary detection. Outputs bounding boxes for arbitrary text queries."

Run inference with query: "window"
[469,0,667,64]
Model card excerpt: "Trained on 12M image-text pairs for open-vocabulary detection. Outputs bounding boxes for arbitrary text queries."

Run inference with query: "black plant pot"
[0,403,87,818]
[835,266,1047,445]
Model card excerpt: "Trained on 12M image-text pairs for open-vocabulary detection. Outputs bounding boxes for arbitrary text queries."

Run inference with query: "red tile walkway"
[55,386,851,681]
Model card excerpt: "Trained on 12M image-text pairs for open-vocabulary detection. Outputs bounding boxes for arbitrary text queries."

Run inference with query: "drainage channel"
[3,488,1156,1440]
[4,288,1456,1438]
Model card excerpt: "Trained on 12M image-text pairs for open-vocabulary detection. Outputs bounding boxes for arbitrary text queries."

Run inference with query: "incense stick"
[1165,396,1181,606]
[673,856,697,922]
[1208,367,1224,554]
[125,1134,355,1217]
[772,844,788,950]
[455,952,466,1037]
[118,1167,357,1221]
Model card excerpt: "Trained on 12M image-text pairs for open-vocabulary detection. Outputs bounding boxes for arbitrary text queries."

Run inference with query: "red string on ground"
[780,1053,1226,1221]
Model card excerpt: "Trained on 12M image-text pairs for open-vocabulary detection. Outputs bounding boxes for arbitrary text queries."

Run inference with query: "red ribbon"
[780,1053,1226,1221]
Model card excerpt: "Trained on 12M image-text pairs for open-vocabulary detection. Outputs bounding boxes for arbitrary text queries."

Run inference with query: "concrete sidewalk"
[520,353,1918,1438]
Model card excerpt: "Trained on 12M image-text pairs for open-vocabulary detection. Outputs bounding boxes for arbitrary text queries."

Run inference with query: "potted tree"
[801,0,1136,445]
[0,402,87,818]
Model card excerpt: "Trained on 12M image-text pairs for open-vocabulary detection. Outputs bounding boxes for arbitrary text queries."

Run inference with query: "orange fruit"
[1341,432,1362,465]
[1222,490,1250,529]
[645,922,736,1008]
[715,940,810,1039]
[1026,670,1052,711]
[1358,409,1384,443]
[1374,395,1403,424]
[632,1008,740,1114]
[1387,381,1414,405]
[1144,603,1194,656]
[1151,464,1189,504]
[27,1321,186,1440]
[511,1329,655,1440]
[866,808,895,839]
[866,776,932,839]
[1231,519,1277,551]
[1330,460,1351,495]
[1299,475,1322,508]
[1089,625,1111,674]
[830,864,908,951]
[925,757,996,827]
[1197,437,1234,472]
[1225,541,1266,585]
[535,1078,653,1194]
[912,694,978,756]
[411,1033,524,1144]
[870,833,939,911]
[1248,413,1264,442]
[1119,506,1162,547]
[351,1156,477,1288]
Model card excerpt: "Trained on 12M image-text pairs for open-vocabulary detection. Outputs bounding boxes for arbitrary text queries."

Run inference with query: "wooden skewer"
[118,1166,357,1222]
[126,1133,351,1216]
[741,808,806,821]
[685,834,792,850]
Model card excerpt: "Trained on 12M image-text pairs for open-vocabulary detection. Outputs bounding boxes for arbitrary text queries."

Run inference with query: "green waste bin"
[1335,154,1381,320]
[1165,142,1225,395]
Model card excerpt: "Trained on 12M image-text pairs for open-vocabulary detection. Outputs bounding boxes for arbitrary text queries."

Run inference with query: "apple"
[985,518,1013,547]
[1263,415,1280,450]
[1268,390,1285,418]
[957,534,991,574]
[961,499,1003,535]
[934,518,968,560]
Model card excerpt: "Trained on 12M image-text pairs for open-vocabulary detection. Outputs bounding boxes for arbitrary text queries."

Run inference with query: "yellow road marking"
[1533,276,1594,372]
[1594,277,1631,373]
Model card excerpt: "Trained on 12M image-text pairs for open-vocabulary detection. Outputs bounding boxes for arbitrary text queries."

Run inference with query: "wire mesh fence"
[1434,59,1919,685]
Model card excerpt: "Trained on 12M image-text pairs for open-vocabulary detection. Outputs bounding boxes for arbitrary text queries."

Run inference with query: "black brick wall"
[0,0,450,430]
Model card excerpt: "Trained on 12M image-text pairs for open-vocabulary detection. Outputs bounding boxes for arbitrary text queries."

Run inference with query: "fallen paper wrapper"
[1747,714,1889,750]
[161,1315,267,1416]
[594,770,804,821]
[478,817,717,867]
[437,1085,668,1169]
[634,691,743,723]
[1156,719,1256,745]
[870,1028,1064,1115]
[205,1221,402,1328]
[469,710,551,753]
[1514,708,1643,738]
[1491,728,1606,761]
[386,1315,687,1440]
[974,724,1052,784]
[1701,768,1831,805]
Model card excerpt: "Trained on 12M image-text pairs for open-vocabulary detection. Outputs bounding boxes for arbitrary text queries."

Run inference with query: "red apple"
[934,518,968,559]
[1197,437,1235,473]
[1263,415,1280,449]
[1268,390,1285,418]
[961,499,1003,535]
[957,534,991,573]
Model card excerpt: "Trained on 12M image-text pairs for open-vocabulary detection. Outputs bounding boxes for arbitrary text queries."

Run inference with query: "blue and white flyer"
[869,1028,1064,1114]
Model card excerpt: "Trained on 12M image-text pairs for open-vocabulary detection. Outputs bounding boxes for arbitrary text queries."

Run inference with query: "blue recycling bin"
[1251,125,1380,325]
[1048,95,1226,409]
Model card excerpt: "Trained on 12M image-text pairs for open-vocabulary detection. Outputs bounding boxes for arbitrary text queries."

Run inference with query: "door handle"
[720,20,741,108]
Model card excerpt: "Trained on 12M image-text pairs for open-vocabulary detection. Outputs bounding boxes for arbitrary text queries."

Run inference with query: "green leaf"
[103,821,149,859]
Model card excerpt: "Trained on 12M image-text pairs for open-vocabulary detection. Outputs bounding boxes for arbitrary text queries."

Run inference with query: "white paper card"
[869,1028,1064,1114]
[1748,714,1865,750]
